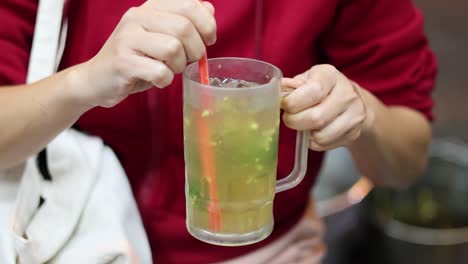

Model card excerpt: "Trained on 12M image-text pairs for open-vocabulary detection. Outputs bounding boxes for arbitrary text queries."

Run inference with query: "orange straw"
[198,54,222,231]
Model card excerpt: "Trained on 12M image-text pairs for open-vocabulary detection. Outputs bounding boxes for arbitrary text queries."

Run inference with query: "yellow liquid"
[184,97,279,234]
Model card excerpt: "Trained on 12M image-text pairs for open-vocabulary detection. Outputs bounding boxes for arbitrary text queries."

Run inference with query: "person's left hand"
[281,64,373,151]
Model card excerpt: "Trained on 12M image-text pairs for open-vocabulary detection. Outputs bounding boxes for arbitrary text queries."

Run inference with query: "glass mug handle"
[276,90,310,193]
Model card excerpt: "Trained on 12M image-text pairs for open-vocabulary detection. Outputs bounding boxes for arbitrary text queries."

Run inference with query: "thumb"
[201,1,215,15]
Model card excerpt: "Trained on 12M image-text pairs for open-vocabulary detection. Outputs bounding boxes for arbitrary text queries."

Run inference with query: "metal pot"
[368,139,468,264]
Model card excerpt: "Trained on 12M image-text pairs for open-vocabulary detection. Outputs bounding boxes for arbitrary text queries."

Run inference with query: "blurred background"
[312,1,468,263]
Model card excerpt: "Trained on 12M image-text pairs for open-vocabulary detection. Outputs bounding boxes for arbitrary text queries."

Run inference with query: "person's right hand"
[75,0,216,108]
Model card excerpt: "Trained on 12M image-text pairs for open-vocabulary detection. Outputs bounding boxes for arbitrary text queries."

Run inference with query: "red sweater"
[0,0,436,263]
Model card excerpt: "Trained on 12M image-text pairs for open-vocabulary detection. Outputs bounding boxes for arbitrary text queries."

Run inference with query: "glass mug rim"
[183,57,283,92]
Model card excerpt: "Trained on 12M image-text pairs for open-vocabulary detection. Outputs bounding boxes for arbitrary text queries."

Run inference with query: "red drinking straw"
[197,54,222,231]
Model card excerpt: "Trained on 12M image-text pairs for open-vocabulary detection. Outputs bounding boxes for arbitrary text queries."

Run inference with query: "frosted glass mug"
[183,58,309,246]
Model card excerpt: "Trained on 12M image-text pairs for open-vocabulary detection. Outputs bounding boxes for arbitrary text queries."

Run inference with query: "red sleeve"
[0,0,37,86]
[320,0,437,120]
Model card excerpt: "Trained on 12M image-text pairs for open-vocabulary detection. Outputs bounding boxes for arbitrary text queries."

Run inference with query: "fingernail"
[281,87,295,98]
[208,36,217,46]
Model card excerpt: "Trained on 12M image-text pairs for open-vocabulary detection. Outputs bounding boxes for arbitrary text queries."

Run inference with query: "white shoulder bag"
[0,0,152,263]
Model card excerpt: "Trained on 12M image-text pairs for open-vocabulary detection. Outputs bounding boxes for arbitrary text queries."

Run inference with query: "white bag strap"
[12,0,69,262]
[15,0,68,246]
[26,0,67,84]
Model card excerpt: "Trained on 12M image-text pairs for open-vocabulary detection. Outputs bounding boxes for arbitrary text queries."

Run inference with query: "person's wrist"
[61,62,97,113]
[361,91,376,137]
[350,82,377,145]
